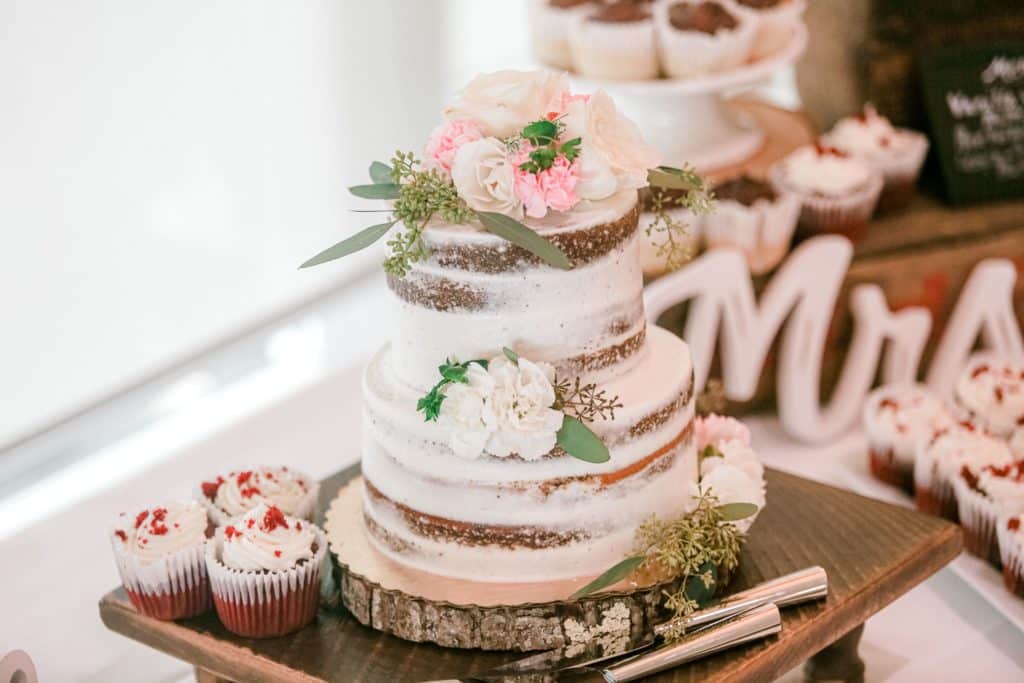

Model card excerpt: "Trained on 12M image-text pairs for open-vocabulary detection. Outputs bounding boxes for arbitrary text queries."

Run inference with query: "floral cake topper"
[301,70,712,276]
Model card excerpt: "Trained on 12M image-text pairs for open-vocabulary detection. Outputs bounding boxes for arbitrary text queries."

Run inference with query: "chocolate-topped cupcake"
[702,175,799,275]
[731,0,805,60]
[655,0,756,78]
[528,0,604,70]
[568,0,659,80]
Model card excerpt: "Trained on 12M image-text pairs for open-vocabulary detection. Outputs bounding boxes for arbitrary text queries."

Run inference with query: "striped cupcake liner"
[996,518,1024,598]
[205,526,328,638]
[953,478,1001,567]
[111,538,211,621]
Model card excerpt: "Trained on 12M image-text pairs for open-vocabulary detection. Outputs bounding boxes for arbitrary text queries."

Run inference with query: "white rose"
[484,356,564,461]
[700,438,765,484]
[444,70,569,138]
[700,464,766,533]
[451,137,522,217]
[567,90,660,200]
[438,363,495,460]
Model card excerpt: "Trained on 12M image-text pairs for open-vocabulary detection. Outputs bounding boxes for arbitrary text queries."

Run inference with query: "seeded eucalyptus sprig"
[571,491,754,635]
[301,151,573,276]
[553,376,623,422]
[646,165,715,272]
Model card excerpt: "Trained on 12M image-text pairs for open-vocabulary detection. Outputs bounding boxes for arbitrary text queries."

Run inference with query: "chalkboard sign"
[919,43,1024,205]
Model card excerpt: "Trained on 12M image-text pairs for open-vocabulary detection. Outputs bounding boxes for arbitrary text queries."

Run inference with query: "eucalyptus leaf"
[299,221,396,269]
[716,502,759,522]
[571,555,645,599]
[475,211,572,270]
[369,161,393,184]
[647,168,701,192]
[557,415,610,463]
[684,561,718,604]
[502,347,519,363]
[349,183,401,200]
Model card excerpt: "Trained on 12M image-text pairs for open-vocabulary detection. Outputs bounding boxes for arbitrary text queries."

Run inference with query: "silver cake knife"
[459,565,827,680]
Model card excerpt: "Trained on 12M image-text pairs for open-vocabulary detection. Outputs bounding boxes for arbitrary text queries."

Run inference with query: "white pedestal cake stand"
[325,476,688,652]
[568,23,807,172]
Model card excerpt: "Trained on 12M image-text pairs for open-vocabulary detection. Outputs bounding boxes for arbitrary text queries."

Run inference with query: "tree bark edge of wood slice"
[324,477,703,652]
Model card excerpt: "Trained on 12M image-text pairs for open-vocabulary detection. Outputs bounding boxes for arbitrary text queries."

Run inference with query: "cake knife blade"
[463,565,826,679]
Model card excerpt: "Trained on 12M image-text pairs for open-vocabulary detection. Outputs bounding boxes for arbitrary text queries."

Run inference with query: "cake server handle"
[602,603,781,683]
[653,565,827,638]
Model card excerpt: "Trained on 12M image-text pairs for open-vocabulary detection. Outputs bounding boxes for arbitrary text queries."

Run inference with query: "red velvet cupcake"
[198,466,319,526]
[110,500,212,620]
[206,503,326,638]
[997,514,1024,598]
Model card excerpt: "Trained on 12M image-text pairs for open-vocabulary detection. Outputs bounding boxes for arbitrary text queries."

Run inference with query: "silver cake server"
[462,565,826,680]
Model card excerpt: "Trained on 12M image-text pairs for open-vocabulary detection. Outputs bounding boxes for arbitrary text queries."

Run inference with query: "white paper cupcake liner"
[206,525,328,638]
[568,14,659,80]
[996,516,1024,597]
[527,0,595,70]
[111,537,211,620]
[913,445,959,521]
[198,469,320,527]
[953,478,1001,565]
[727,0,806,61]
[769,163,883,241]
[655,0,757,78]
[702,193,800,275]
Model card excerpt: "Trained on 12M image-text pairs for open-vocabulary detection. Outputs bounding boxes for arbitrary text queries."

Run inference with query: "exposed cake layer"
[389,190,644,391]
[361,326,697,581]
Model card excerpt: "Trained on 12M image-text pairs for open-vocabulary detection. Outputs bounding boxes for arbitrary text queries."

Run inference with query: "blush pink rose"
[695,414,751,451]
[512,145,580,219]
[424,118,483,176]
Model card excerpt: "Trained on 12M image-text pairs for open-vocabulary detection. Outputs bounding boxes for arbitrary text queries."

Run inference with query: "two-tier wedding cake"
[310,70,763,590]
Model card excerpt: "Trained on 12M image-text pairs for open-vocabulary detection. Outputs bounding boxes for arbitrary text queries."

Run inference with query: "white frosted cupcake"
[955,461,1024,565]
[770,142,883,242]
[914,423,1013,522]
[655,0,756,78]
[198,466,319,526]
[823,105,929,213]
[862,384,952,494]
[998,514,1024,597]
[954,356,1024,438]
[695,414,766,533]
[637,187,702,277]
[527,0,603,70]
[111,501,212,620]
[702,175,800,275]
[568,1,659,80]
[206,503,327,638]
[730,0,805,61]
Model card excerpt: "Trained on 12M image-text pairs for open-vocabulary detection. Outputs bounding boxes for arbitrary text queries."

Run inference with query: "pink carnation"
[695,414,751,451]
[424,118,482,176]
[512,145,580,219]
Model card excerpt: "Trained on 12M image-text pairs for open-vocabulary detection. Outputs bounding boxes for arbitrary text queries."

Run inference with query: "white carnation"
[451,137,522,217]
[484,356,563,460]
[700,463,766,533]
[438,363,495,460]
[700,438,765,484]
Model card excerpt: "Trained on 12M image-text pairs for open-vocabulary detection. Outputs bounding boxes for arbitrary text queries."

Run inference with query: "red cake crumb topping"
[972,364,990,378]
[201,476,225,500]
[261,505,289,532]
[1010,518,1021,532]
[264,471,274,480]
[135,511,149,529]
[959,421,976,432]
[236,471,253,486]
[114,529,128,542]
[960,465,981,492]
[296,522,303,531]
[240,486,261,499]
[995,386,1004,403]
[879,398,899,411]
[246,518,255,529]
[274,550,282,558]
[224,525,240,541]
[814,141,848,158]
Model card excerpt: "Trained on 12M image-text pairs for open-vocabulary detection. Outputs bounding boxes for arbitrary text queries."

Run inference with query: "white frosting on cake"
[777,145,873,197]
[955,357,1024,437]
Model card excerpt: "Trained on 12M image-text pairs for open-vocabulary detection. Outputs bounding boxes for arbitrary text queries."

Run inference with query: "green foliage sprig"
[571,491,753,636]
[516,118,581,173]
[416,358,488,422]
[646,166,716,272]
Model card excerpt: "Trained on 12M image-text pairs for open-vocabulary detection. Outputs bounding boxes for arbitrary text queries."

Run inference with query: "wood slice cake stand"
[325,476,692,652]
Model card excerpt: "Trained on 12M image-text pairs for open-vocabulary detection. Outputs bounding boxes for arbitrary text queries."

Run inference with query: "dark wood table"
[99,466,961,682]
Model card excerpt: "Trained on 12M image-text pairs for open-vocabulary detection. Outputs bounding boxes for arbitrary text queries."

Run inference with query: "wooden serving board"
[99,466,961,683]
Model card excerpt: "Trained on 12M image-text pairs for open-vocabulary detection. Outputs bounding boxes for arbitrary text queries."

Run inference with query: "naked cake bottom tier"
[359,327,698,582]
